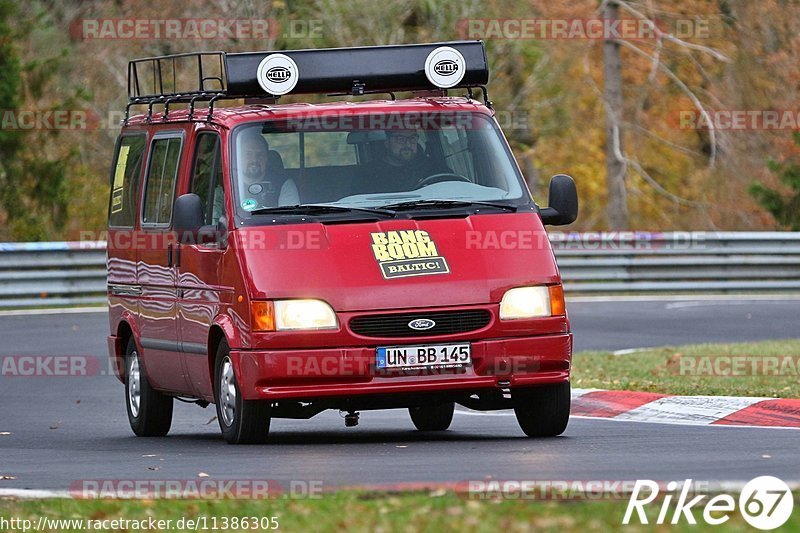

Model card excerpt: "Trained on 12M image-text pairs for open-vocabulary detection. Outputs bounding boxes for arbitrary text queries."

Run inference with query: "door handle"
[167,243,173,267]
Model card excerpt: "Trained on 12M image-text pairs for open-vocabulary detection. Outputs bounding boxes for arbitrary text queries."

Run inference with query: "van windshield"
[231,111,529,219]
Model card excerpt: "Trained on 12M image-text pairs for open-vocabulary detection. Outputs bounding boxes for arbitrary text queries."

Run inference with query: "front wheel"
[409,402,455,431]
[512,382,570,437]
[214,341,271,444]
[125,338,173,437]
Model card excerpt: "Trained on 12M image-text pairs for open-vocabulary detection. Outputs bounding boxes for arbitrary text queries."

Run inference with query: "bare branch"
[626,157,706,207]
[627,123,706,158]
[614,38,719,168]
[617,1,732,63]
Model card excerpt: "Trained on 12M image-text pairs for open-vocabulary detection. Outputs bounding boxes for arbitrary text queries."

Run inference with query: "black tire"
[512,382,571,437]
[125,337,173,437]
[214,341,271,444]
[409,402,455,431]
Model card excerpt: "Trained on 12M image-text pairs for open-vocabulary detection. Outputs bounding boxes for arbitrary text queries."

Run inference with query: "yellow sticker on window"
[110,145,131,214]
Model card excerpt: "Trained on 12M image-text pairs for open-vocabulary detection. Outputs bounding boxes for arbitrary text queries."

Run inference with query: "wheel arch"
[113,313,141,382]
[208,312,241,396]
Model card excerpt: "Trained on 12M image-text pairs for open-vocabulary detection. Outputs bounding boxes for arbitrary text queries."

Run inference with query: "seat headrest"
[266,150,284,172]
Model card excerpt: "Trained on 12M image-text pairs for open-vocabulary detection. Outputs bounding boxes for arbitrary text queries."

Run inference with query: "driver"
[237,131,297,210]
[352,129,450,195]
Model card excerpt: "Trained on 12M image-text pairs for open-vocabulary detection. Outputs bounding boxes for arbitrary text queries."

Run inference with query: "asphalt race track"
[1,298,798,491]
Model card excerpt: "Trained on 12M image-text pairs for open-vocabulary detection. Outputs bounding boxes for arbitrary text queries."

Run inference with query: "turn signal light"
[549,284,566,316]
[252,301,275,332]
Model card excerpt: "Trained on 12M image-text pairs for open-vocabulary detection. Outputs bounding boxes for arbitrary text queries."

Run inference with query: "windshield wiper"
[380,200,518,212]
[249,204,396,217]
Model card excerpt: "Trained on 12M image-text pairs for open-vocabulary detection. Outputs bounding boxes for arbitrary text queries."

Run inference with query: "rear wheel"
[125,338,173,437]
[512,382,570,437]
[214,341,271,444]
[409,402,455,431]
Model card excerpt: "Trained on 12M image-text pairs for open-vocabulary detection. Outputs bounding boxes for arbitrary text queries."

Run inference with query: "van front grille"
[349,309,491,338]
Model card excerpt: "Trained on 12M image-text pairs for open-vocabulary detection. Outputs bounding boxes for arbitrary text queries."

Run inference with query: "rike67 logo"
[624,476,794,530]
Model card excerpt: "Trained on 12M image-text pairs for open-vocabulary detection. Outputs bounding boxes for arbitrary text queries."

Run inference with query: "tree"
[0,0,23,239]
[597,0,733,229]
[603,0,628,229]
[0,2,84,241]
[749,133,800,230]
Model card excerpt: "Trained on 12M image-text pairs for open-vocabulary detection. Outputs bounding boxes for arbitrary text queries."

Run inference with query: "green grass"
[572,339,800,398]
[2,491,798,532]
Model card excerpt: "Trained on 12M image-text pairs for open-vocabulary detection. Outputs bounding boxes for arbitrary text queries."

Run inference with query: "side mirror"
[540,174,578,226]
[174,193,217,245]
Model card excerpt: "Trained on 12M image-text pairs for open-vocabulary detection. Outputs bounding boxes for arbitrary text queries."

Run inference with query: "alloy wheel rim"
[219,357,236,427]
[128,352,141,418]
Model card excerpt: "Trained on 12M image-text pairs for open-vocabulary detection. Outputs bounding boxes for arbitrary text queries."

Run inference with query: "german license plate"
[376,343,471,370]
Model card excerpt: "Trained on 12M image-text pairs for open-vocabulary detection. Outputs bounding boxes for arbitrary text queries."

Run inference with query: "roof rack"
[124,41,491,125]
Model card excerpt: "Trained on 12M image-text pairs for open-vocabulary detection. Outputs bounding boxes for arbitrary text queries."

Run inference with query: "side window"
[303,132,357,166]
[261,131,357,168]
[190,133,224,225]
[108,134,146,227]
[142,137,182,226]
[263,132,299,168]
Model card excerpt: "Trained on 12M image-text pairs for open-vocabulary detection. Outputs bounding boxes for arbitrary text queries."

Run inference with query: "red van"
[106,42,578,444]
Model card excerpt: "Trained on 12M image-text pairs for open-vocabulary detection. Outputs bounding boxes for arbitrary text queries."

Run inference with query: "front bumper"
[231,333,572,401]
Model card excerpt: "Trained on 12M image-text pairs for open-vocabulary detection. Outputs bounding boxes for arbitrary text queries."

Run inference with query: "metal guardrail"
[0,242,107,308]
[552,232,800,293]
[0,233,799,308]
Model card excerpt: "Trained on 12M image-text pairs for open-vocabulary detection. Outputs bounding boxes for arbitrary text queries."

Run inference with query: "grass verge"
[572,339,800,397]
[2,491,798,532]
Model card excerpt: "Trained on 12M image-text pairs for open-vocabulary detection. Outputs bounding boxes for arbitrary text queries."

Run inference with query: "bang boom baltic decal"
[370,230,450,279]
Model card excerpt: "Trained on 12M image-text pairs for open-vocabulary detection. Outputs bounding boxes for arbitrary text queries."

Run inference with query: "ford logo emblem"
[433,60,458,76]
[266,66,291,82]
[408,318,436,331]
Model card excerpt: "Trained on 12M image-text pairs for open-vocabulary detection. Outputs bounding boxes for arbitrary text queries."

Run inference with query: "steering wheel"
[415,173,472,189]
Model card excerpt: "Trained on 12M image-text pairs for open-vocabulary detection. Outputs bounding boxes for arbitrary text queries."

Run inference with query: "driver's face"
[241,137,269,182]
[385,132,418,165]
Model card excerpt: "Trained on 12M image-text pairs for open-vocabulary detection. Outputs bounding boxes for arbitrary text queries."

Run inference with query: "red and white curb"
[571,389,800,428]
[570,389,800,429]
[455,389,800,429]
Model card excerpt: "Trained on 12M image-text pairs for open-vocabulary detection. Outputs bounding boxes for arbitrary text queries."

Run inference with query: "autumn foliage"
[0,0,798,240]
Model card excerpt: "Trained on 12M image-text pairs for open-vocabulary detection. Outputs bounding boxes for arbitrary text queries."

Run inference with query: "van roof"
[123,97,494,129]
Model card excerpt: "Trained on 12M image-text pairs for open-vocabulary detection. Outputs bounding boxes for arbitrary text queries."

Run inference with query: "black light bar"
[124,41,490,123]
[226,41,488,97]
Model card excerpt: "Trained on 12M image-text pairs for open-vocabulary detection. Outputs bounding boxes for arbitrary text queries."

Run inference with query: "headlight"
[499,285,565,319]
[274,299,338,331]
[252,299,339,331]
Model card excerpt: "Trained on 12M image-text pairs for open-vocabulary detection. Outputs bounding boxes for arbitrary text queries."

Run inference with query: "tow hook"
[344,411,360,427]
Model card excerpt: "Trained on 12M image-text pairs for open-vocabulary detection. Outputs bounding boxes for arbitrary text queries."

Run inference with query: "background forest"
[0,0,798,240]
